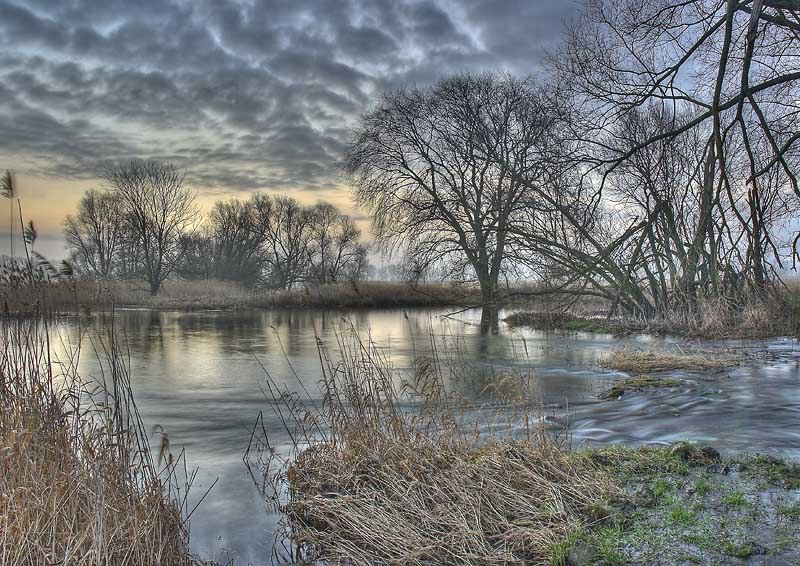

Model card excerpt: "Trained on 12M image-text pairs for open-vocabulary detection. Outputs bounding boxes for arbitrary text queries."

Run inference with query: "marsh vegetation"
[0,315,203,565]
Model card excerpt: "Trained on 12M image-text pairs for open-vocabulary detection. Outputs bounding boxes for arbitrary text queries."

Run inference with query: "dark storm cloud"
[0,0,580,193]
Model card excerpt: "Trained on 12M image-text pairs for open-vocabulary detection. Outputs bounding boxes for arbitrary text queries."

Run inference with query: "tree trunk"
[479,274,500,334]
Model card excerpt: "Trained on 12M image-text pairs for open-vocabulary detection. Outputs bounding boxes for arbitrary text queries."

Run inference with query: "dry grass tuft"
[599,375,684,399]
[603,350,740,373]
[287,437,613,565]
[249,327,617,565]
[0,316,204,565]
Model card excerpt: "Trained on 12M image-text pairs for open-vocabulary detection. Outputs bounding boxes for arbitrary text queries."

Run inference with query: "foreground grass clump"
[250,331,616,565]
[289,437,612,565]
[0,317,202,565]
[602,350,740,373]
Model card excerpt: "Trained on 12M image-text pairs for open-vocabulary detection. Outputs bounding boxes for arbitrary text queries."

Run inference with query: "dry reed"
[0,315,205,565]
[248,326,617,565]
[0,278,482,313]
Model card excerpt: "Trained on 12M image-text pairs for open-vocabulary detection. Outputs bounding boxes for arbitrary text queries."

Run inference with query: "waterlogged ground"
[52,307,800,565]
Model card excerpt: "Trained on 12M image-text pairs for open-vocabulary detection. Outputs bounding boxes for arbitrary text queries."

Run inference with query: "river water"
[53,307,800,565]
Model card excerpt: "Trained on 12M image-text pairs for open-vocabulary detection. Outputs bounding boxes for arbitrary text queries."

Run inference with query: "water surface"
[55,307,800,564]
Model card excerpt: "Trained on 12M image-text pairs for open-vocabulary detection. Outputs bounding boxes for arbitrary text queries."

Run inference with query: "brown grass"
[505,282,800,339]
[249,327,617,565]
[0,316,204,565]
[0,278,482,313]
[602,350,741,373]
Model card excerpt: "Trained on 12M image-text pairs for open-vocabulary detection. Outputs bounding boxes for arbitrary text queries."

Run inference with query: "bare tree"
[207,198,267,286]
[176,231,218,281]
[104,161,195,294]
[307,202,368,284]
[345,73,557,330]
[64,190,125,277]
[252,194,315,289]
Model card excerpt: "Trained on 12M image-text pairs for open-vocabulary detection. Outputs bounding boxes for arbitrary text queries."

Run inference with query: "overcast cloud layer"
[0,0,578,197]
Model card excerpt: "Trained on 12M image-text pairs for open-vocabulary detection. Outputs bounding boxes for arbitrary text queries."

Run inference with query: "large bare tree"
[345,73,558,329]
[104,161,195,295]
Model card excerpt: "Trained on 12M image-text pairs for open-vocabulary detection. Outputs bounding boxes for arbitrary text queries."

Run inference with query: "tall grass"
[248,327,616,565]
[0,314,205,565]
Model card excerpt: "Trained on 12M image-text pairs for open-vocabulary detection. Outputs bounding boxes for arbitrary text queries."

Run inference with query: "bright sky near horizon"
[0,0,579,259]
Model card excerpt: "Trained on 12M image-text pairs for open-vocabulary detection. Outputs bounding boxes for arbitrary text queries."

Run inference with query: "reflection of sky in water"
[48,308,800,565]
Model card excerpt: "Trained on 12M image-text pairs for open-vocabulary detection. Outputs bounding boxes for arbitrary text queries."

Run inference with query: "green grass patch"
[722,491,748,507]
[694,478,711,496]
[668,506,697,526]
[776,501,800,521]
[561,443,800,565]
[743,455,800,489]
[722,540,757,559]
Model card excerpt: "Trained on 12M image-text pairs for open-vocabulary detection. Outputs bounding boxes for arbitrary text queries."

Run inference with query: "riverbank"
[275,424,800,565]
[0,278,483,314]
[505,286,800,339]
[276,429,800,565]
[0,317,204,565]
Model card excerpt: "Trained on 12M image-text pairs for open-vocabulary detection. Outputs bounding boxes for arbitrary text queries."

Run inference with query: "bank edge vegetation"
[0,315,205,565]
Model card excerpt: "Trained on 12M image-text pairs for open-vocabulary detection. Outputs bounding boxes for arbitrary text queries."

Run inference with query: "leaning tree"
[544,0,800,313]
[345,73,560,330]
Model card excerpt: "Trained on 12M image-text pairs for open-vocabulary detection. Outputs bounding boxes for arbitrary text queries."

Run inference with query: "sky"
[0,0,580,259]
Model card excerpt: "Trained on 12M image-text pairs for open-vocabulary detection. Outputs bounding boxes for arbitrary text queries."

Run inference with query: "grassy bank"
[564,444,800,565]
[0,278,482,314]
[0,316,204,565]
[251,330,800,565]
[505,286,800,339]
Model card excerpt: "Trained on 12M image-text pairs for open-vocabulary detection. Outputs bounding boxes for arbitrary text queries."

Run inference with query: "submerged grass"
[248,327,617,565]
[0,315,204,565]
[602,350,740,373]
[598,375,684,400]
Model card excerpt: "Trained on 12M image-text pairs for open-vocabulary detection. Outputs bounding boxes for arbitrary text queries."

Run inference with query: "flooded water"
[53,307,800,565]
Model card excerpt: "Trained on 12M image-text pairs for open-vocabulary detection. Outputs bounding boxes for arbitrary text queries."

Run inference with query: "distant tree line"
[65,161,367,294]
